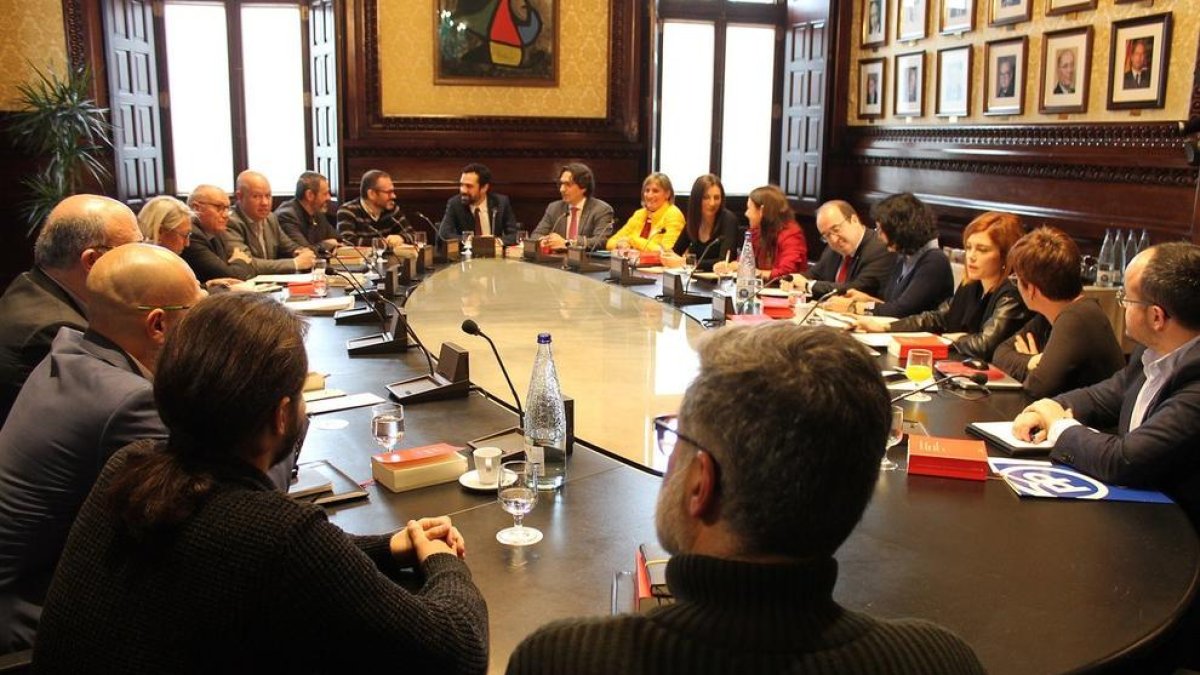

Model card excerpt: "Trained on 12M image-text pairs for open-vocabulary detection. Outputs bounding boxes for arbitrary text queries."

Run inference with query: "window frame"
[653,0,786,194]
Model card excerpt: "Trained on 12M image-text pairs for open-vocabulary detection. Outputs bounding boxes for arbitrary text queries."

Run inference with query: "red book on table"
[888,335,950,360]
[906,435,989,481]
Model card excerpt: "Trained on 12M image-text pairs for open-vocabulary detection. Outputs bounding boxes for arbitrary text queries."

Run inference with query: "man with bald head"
[0,244,203,653]
[225,171,316,274]
[182,184,256,283]
[0,194,143,425]
[794,199,895,299]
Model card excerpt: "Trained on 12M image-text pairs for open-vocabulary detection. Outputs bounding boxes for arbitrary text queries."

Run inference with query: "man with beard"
[506,324,982,674]
[33,293,487,673]
[437,163,519,248]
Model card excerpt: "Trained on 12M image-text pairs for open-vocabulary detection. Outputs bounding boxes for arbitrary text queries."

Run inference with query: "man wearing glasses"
[508,324,983,674]
[530,163,615,251]
[0,194,143,426]
[183,184,256,284]
[1013,243,1200,529]
[793,199,895,299]
[0,244,204,654]
[336,170,416,247]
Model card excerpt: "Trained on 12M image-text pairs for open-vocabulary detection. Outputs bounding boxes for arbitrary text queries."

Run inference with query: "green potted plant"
[7,63,111,235]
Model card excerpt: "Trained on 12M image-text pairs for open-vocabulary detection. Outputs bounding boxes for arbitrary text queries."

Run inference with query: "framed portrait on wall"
[859,58,887,119]
[1107,13,1172,110]
[1040,27,1091,114]
[862,0,889,48]
[434,0,559,86]
[1046,0,1096,16]
[894,51,925,117]
[989,0,1030,27]
[936,46,971,117]
[984,37,1026,115]
[897,0,928,42]
[939,0,974,35]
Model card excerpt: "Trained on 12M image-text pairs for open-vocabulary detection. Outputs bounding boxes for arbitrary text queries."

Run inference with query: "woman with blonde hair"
[606,173,684,254]
[137,196,193,256]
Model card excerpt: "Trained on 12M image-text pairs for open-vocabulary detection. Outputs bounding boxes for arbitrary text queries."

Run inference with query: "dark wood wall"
[338,0,651,233]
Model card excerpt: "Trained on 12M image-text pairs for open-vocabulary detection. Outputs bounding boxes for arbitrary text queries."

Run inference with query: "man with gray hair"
[793,199,895,299]
[0,244,204,653]
[508,324,982,675]
[0,194,142,425]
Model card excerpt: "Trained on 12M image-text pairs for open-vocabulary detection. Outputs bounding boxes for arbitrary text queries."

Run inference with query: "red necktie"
[567,206,580,241]
[836,256,851,284]
[639,213,653,239]
[473,209,482,237]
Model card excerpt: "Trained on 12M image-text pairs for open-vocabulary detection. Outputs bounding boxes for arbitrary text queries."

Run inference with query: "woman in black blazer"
[667,174,741,271]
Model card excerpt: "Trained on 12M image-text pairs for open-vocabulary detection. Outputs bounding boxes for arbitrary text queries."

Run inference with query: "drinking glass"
[413,231,427,248]
[615,239,631,259]
[905,349,934,403]
[497,460,542,546]
[882,405,903,471]
[682,253,697,276]
[310,259,328,297]
[371,236,388,263]
[515,230,527,247]
[370,403,405,452]
[461,232,473,255]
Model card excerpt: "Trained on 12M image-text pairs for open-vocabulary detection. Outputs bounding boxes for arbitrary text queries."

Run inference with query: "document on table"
[249,273,314,284]
[306,392,386,415]
[852,331,946,349]
[967,421,1054,456]
[285,296,355,315]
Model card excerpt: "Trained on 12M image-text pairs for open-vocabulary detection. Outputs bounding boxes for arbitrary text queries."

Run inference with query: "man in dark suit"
[1013,243,1200,527]
[182,184,256,284]
[226,170,317,274]
[530,163,615,250]
[1123,39,1150,90]
[795,200,896,298]
[0,195,143,426]
[437,163,519,248]
[996,57,1015,98]
[0,244,203,653]
[276,171,339,253]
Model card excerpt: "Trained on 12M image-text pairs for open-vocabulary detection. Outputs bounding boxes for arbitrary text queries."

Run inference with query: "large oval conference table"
[299,256,1199,675]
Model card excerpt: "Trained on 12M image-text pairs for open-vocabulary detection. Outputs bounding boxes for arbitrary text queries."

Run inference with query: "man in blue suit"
[437,163,519,248]
[0,244,204,654]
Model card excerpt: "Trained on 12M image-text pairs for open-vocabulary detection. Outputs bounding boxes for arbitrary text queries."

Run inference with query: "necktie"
[567,206,580,241]
[639,213,653,239]
[473,209,483,237]
[836,256,851,284]
[256,223,267,258]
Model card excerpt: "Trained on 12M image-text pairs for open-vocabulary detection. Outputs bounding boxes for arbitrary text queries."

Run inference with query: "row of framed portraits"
[864,0,1153,47]
[858,12,1171,119]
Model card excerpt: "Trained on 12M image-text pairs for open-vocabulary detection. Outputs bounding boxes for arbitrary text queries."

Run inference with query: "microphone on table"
[683,236,724,294]
[795,289,842,326]
[890,371,988,404]
[461,319,525,426]
[588,219,614,253]
[416,212,446,242]
[327,258,427,359]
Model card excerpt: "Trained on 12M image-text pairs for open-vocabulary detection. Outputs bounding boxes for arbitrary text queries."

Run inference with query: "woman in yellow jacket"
[606,173,685,253]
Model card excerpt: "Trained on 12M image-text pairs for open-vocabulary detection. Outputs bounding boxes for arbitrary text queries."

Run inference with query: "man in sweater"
[507,324,983,675]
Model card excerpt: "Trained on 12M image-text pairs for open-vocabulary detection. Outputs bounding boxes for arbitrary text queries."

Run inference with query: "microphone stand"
[460,320,529,457]
[527,212,568,263]
[420,211,460,263]
[795,289,842,326]
[327,258,413,356]
[890,372,988,404]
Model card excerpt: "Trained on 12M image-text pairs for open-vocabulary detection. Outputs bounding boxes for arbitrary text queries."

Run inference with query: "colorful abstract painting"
[435,0,558,86]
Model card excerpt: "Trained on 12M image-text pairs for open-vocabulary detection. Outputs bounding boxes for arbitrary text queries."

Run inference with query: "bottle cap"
[537,333,552,344]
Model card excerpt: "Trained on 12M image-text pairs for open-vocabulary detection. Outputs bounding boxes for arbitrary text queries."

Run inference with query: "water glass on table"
[311,259,328,297]
[882,405,903,471]
[371,403,405,452]
[497,460,542,546]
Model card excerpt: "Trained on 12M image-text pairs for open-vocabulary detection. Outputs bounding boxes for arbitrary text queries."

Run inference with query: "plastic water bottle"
[1123,230,1139,271]
[524,333,566,490]
[1137,229,1151,254]
[734,232,756,312]
[1096,228,1115,288]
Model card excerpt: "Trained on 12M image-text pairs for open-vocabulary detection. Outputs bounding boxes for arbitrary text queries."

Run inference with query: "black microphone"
[889,371,987,404]
[684,236,725,294]
[796,289,842,325]
[461,319,525,425]
[416,211,447,242]
[327,258,434,371]
[587,218,614,253]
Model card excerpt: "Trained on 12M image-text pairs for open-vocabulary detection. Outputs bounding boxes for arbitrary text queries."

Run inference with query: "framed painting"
[1107,12,1172,110]
[936,45,971,117]
[1046,0,1096,16]
[984,36,1026,115]
[435,0,559,86]
[859,58,887,119]
[989,0,1030,27]
[894,51,925,117]
[1040,26,1091,114]
[863,0,890,48]
[940,0,974,34]
[897,0,928,42]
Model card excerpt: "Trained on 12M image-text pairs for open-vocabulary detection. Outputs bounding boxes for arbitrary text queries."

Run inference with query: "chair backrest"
[0,649,32,674]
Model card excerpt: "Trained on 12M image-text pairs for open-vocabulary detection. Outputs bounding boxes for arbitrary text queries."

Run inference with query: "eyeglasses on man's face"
[1116,288,1153,308]
[195,201,232,215]
[818,220,848,244]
